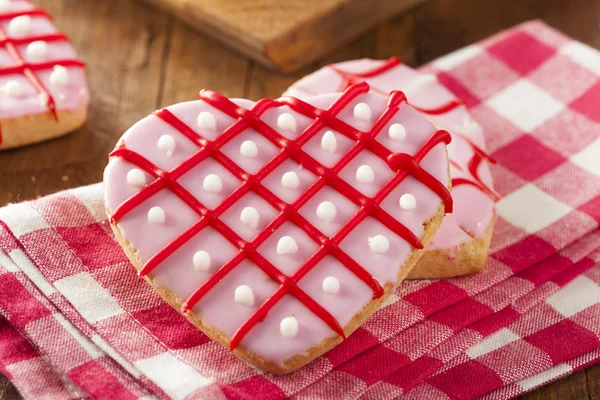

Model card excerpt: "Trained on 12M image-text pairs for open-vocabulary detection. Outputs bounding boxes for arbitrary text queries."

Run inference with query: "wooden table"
[1,0,600,398]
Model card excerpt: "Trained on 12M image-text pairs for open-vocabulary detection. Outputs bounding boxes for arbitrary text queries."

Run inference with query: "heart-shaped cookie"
[285,58,498,279]
[0,0,89,149]
[104,83,452,374]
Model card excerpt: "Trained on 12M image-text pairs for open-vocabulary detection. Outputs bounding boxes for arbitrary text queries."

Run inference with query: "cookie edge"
[407,214,495,280]
[0,105,88,150]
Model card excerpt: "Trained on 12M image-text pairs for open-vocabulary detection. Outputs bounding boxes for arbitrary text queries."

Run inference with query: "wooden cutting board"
[138,0,424,73]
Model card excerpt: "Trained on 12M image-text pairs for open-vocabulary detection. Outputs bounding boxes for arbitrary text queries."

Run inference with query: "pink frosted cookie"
[0,0,89,149]
[285,58,498,279]
[104,83,452,373]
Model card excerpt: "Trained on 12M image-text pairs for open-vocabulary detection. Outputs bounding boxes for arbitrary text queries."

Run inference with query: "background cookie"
[284,58,498,279]
[104,84,452,373]
[0,0,89,149]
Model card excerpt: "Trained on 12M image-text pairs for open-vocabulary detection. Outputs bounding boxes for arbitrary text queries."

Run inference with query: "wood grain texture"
[1,0,600,398]
[138,0,425,72]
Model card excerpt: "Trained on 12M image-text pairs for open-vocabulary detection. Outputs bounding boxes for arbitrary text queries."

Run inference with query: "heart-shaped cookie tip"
[104,82,452,373]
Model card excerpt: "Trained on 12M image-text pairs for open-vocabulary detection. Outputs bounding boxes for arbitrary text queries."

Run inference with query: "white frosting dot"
[280,316,299,338]
[368,235,389,254]
[39,92,49,107]
[157,134,176,156]
[0,0,11,12]
[3,80,22,98]
[193,250,211,272]
[148,206,165,224]
[126,168,146,187]
[203,174,223,193]
[277,236,298,255]
[281,171,299,189]
[240,140,258,158]
[353,103,371,121]
[321,130,337,153]
[234,285,255,307]
[389,123,407,141]
[240,206,259,229]
[277,113,297,132]
[8,15,31,36]
[356,165,374,184]
[399,193,417,210]
[322,276,340,295]
[49,65,69,86]
[26,41,49,60]
[316,201,336,224]
[197,112,216,131]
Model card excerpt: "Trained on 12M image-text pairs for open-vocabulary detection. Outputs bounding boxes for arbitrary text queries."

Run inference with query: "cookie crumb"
[30,176,36,183]
[61,175,69,182]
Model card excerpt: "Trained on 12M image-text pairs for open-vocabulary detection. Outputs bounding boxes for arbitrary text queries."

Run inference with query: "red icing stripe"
[0,6,86,145]
[110,83,452,351]
[451,135,500,202]
[322,59,498,202]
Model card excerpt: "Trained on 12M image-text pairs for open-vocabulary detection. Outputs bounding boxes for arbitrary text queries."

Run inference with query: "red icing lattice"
[0,4,86,144]
[322,57,499,202]
[109,82,452,350]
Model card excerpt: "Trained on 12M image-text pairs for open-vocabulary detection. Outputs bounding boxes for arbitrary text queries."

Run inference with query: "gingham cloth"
[1,20,600,400]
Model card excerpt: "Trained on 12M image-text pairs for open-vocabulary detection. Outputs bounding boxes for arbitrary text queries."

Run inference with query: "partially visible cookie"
[104,84,452,373]
[0,0,89,149]
[284,58,498,279]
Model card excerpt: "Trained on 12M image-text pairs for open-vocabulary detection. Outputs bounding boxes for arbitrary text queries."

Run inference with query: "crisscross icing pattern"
[0,2,86,144]
[109,82,452,350]
[314,57,498,202]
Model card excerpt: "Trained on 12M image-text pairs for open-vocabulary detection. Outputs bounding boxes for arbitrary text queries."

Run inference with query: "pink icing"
[284,58,497,250]
[0,1,89,124]
[103,88,449,366]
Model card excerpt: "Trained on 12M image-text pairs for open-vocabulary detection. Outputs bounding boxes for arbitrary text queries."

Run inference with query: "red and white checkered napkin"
[0,20,600,400]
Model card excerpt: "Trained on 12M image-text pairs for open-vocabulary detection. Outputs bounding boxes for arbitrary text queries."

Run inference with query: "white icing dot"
[277,113,297,132]
[8,15,31,36]
[368,235,389,254]
[126,168,146,187]
[39,92,49,107]
[26,41,49,60]
[389,123,407,141]
[316,201,336,224]
[203,174,223,193]
[0,0,11,12]
[277,236,298,255]
[240,140,258,158]
[322,276,340,295]
[356,165,374,184]
[281,171,299,189]
[3,80,22,98]
[157,134,176,156]
[353,103,371,121]
[49,65,69,86]
[240,206,259,229]
[193,250,211,272]
[148,206,165,224]
[399,193,417,210]
[321,130,337,153]
[197,112,216,131]
[234,285,255,307]
[280,316,298,338]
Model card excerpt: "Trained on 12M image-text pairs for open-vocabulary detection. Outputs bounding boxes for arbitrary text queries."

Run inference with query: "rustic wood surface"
[1,0,600,398]
[138,0,426,72]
